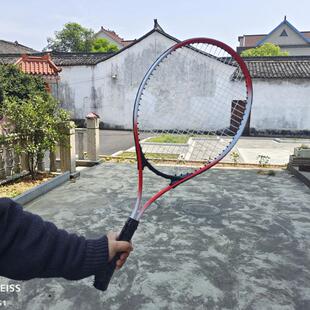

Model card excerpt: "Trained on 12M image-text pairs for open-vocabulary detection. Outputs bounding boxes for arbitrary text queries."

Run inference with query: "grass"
[119,152,179,160]
[0,173,54,198]
[147,134,190,144]
[146,133,218,144]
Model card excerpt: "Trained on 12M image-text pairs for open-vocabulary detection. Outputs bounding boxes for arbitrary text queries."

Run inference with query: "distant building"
[0,39,37,54]
[15,54,61,94]
[94,26,135,49]
[1,20,310,135]
[237,17,310,56]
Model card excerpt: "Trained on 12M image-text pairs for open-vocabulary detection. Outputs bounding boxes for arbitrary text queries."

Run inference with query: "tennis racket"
[94,37,253,291]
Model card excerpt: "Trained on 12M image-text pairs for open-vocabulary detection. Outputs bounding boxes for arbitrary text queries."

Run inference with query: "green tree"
[91,38,119,52]
[2,96,70,178]
[45,22,94,52]
[241,43,289,57]
[0,65,47,105]
[0,65,70,178]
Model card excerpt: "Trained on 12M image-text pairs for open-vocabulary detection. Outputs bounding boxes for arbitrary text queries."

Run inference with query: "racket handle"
[93,217,139,291]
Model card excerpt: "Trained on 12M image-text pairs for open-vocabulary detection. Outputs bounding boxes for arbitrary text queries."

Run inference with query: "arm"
[0,198,110,281]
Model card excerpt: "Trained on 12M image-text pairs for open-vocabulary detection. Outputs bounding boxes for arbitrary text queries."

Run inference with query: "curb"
[288,165,310,189]
[99,155,287,169]
[13,172,71,206]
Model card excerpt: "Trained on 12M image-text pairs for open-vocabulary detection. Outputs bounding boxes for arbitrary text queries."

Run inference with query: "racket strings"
[136,41,249,175]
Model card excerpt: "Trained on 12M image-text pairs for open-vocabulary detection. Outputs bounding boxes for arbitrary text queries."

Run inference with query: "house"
[15,54,61,93]
[54,20,181,129]
[0,39,37,54]
[237,17,310,56]
[54,20,310,135]
[94,26,135,49]
[0,53,61,94]
[242,56,310,135]
[0,20,310,136]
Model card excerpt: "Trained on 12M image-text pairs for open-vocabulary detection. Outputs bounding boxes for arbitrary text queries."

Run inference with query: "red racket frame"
[133,37,253,217]
[94,37,253,292]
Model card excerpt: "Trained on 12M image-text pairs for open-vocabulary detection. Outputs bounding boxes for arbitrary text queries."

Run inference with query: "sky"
[1,0,310,51]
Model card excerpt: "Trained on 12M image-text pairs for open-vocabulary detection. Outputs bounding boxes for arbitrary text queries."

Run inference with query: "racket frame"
[94,37,253,291]
[131,37,253,220]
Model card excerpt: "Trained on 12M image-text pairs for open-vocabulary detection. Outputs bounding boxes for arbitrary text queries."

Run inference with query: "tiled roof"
[96,27,135,47]
[0,54,19,65]
[242,56,310,79]
[239,35,265,47]
[0,39,37,54]
[301,31,310,39]
[122,40,136,47]
[15,54,61,76]
[0,52,115,66]
[239,25,310,47]
[50,51,115,65]
[239,32,310,47]
[2,54,310,79]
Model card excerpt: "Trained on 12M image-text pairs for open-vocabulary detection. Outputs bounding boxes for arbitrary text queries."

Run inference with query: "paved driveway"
[77,130,150,156]
[1,163,310,309]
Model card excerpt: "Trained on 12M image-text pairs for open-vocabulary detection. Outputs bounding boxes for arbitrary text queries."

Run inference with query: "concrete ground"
[1,162,310,310]
[231,137,310,165]
[78,130,150,156]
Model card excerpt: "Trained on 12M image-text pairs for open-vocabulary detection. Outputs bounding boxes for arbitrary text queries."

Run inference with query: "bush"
[0,64,70,179]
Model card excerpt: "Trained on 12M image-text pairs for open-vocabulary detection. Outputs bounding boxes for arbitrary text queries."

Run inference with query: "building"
[1,20,310,136]
[0,39,37,54]
[94,26,135,49]
[15,54,61,93]
[242,56,310,135]
[237,17,310,56]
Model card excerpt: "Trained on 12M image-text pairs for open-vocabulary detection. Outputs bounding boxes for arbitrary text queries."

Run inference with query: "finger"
[116,259,125,269]
[120,252,129,261]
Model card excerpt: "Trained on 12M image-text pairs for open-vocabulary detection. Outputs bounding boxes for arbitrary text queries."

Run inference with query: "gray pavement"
[232,137,310,165]
[76,130,150,156]
[1,163,310,309]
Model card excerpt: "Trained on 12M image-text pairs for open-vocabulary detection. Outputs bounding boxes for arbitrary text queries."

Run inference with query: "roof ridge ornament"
[153,19,164,32]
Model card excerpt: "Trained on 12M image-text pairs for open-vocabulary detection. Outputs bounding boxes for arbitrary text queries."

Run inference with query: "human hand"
[107,232,133,270]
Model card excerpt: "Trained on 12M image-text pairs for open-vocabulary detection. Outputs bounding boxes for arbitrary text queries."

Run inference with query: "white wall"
[58,31,178,128]
[57,31,310,133]
[252,80,310,130]
[57,65,98,119]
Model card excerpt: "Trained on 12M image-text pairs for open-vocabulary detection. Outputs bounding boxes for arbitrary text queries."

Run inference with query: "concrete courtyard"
[1,163,310,310]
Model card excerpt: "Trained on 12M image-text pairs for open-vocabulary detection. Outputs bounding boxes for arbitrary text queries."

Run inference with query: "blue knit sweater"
[0,198,109,281]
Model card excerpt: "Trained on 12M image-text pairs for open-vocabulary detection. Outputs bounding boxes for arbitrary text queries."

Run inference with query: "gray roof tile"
[243,56,310,79]
[1,52,310,79]
[0,40,37,54]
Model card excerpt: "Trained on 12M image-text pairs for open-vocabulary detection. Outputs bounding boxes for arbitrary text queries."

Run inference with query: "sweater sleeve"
[0,198,109,281]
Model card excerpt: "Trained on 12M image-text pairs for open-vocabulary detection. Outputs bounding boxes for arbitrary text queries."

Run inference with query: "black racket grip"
[93,217,139,291]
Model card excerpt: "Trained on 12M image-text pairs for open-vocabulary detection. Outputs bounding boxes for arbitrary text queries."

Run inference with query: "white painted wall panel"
[252,80,310,130]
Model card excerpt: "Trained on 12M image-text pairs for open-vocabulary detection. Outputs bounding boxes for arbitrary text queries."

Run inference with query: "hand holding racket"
[94,37,253,291]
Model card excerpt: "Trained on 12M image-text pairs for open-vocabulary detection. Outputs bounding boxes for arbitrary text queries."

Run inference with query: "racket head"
[134,38,252,176]
[132,37,253,216]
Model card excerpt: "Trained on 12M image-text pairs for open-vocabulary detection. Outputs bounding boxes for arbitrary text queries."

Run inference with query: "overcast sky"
[0,0,309,51]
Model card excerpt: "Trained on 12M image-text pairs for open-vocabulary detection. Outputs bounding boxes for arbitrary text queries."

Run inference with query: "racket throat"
[140,152,187,184]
